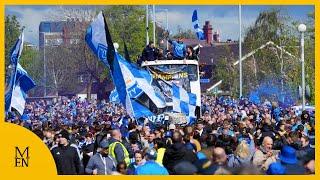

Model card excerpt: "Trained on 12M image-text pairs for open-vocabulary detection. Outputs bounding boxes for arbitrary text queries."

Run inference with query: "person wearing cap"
[135,148,169,175]
[85,139,116,175]
[278,145,306,174]
[51,129,83,175]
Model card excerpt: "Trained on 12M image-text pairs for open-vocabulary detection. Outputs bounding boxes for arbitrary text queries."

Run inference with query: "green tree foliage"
[173,25,196,39]
[214,45,238,96]
[242,9,309,101]
[5,15,21,68]
[5,15,42,96]
[19,45,43,96]
[103,6,150,62]
[304,11,315,104]
[45,45,80,95]
[83,6,164,99]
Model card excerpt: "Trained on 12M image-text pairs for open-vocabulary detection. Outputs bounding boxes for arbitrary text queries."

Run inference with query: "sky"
[5,5,314,46]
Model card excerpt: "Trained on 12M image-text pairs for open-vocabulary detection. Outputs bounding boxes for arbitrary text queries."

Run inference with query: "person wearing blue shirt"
[135,148,169,175]
[168,38,186,60]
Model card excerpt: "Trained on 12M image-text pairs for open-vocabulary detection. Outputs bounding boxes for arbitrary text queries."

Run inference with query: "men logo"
[15,146,29,167]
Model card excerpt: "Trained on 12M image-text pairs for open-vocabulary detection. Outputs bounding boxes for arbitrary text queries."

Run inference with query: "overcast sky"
[5,5,314,46]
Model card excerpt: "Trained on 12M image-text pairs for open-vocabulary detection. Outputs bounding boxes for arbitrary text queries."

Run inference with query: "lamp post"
[155,8,169,50]
[40,32,47,97]
[153,5,156,45]
[239,5,242,98]
[298,23,306,110]
[146,5,149,45]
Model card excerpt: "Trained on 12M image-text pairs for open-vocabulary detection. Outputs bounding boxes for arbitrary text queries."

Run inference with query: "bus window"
[187,65,198,81]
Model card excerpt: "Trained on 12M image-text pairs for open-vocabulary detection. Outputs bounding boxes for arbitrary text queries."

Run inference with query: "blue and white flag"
[10,30,24,64]
[109,88,120,103]
[85,12,166,119]
[192,10,205,40]
[85,12,109,67]
[5,31,36,115]
[172,83,197,124]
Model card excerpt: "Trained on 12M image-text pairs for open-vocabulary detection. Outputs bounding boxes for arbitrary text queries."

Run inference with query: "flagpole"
[146,5,149,45]
[239,5,243,98]
[43,32,47,97]
[165,9,169,51]
[153,5,156,45]
[101,12,137,120]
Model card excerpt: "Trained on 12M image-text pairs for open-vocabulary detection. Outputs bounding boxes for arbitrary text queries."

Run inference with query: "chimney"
[213,30,221,42]
[203,21,213,44]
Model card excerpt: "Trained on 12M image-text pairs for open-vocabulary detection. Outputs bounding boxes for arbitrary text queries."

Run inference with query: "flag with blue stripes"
[192,10,205,40]
[10,30,24,64]
[172,83,197,125]
[85,12,166,119]
[109,88,120,103]
[5,31,36,115]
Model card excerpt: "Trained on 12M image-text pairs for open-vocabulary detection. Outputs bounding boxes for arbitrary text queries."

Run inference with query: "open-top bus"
[141,59,201,123]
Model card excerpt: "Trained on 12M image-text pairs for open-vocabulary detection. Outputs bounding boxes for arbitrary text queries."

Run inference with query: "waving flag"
[172,83,197,125]
[192,10,205,40]
[85,12,166,119]
[5,31,36,115]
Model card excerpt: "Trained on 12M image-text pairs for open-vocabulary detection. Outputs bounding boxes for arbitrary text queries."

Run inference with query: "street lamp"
[156,8,169,50]
[239,5,242,98]
[298,23,306,110]
[40,32,47,97]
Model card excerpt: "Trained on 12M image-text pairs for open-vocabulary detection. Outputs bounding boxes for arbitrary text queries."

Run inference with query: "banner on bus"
[146,64,198,102]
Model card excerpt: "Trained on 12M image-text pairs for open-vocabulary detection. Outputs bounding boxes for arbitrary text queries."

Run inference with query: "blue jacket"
[169,40,186,58]
[135,161,169,175]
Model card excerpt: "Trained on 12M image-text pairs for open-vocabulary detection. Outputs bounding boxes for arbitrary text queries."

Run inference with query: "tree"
[214,45,238,96]
[81,6,162,100]
[304,11,315,104]
[103,6,149,62]
[19,45,43,96]
[45,45,81,95]
[5,15,22,87]
[5,15,21,68]
[5,15,43,97]
[173,25,196,39]
[242,9,302,100]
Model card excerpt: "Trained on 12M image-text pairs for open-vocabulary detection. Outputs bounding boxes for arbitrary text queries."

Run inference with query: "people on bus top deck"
[157,49,166,60]
[141,41,157,61]
[168,37,186,60]
[186,46,198,60]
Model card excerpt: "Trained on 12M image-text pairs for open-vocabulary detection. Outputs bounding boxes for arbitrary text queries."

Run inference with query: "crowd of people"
[138,38,199,65]
[5,95,315,175]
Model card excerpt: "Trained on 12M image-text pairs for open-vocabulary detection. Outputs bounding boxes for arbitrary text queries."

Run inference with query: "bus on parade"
[141,59,201,123]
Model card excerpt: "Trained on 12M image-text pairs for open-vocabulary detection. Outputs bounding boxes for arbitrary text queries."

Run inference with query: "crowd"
[138,38,199,65]
[5,95,315,175]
